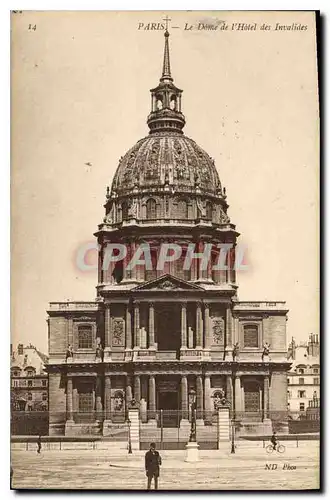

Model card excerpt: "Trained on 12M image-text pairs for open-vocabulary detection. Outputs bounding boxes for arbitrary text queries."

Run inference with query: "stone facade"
[47,31,290,436]
[11,343,48,411]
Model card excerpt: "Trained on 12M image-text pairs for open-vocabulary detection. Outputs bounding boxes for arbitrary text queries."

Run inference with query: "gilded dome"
[111,133,221,196]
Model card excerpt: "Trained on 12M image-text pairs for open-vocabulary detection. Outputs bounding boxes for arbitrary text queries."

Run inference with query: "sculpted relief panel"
[211,316,225,346]
[112,318,125,347]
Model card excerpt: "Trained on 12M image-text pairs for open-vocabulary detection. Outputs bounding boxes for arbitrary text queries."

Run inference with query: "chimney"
[17,343,23,355]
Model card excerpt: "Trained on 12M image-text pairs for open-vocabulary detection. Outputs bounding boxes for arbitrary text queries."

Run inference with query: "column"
[196,302,203,348]
[204,303,211,349]
[226,307,232,348]
[148,302,155,348]
[131,241,137,281]
[66,376,73,421]
[196,375,203,420]
[96,377,103,421]
[67,316,73,346]
[104,375,111,420]
[207,248,213,281]
[134,375,141,402]
[181,375,188,420]
[263,376,270,419]
[180,302,187,348]
[234,375,241,417]
[204,375,212,422]
[134,302,140,348]
[148,375,156,419]
[126,304,132,349]
[126,376,133,409]
[226,375,233,407]
[105,305,111,348]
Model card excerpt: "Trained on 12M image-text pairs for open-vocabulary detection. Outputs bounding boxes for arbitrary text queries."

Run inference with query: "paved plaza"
[11,440,319,491]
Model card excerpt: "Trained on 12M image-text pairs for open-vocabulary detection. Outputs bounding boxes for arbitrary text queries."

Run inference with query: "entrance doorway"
[158,392,179,427]
[156,303,181,352]
[157,379,180,427]
[244,380,262,421]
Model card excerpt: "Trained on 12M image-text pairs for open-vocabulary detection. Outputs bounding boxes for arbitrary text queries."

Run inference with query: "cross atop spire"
[161,18,172,82]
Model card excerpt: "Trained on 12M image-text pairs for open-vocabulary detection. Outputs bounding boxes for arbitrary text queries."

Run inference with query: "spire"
[147,28,185,134]
[161,30,172,82]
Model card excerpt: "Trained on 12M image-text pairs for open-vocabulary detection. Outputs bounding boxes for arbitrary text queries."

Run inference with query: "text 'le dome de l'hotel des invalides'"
[47,30,290,436]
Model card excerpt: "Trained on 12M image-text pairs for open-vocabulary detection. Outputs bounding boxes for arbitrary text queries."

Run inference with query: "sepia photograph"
[10,10,320,491]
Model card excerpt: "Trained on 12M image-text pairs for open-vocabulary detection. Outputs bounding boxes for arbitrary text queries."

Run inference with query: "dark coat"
[145,450,162,477]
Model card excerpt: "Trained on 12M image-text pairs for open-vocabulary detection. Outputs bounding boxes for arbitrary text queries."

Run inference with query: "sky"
[11,11,319,353]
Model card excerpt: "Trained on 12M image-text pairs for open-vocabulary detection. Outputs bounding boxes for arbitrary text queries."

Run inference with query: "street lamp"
[188,389,197,443]
[127,418,132,454]
[231,418,235,454]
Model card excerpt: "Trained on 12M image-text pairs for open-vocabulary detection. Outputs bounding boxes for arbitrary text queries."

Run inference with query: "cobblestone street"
[11,441,319,491]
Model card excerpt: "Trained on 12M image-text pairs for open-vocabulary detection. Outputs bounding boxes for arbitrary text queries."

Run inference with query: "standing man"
[37,435,42,454]
[145,442,162,490]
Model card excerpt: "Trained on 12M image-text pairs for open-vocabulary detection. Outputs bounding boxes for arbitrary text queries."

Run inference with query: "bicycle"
[266,443,285,454]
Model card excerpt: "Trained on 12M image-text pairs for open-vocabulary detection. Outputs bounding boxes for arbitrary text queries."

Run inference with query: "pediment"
[132,274,204,292]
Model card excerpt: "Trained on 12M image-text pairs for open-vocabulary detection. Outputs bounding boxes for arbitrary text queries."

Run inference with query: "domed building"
[47,31,290,439]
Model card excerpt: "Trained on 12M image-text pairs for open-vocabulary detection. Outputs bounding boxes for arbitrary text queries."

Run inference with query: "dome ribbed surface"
[111,133,221,195]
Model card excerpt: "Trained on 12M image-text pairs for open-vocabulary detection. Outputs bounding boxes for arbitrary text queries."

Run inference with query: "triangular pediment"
[132,274,204,292]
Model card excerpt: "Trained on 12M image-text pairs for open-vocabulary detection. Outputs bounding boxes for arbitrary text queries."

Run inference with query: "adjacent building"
[11,343,48,411]
[287,334,320,416]
[47,30,290,436]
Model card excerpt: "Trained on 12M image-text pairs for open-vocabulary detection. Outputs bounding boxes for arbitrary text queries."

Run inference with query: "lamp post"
[231,418,235,454]
[127,418,132,454]
[185,388,199,462]
[188,389,197,442]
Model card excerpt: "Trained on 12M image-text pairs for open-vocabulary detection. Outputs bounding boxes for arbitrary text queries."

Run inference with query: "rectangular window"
[28,380,33,387]
[287,378,290,385]
[243,325,258,348]
[299,403,305,411]
[313,378,319,385]
[42,392,47,401]
[298,390,306,398]
[298,378,304,385]
[42,380,47,387]
[313,368,319,374]
[78,325,93,349]
[298,368,305,374]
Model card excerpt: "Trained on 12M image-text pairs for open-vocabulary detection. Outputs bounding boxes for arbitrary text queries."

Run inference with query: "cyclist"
[270,431,278,451]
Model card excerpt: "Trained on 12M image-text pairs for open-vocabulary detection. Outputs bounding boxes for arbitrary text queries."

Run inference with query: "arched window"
[146,198,157,219]
[206,201,213,220]
[170,95,177,110]
[78,325,93,349]
[121,202,128,221]
[177,199,188,219]
[11,367,21,377]
[156,95,163,110]
[243,325,259,348]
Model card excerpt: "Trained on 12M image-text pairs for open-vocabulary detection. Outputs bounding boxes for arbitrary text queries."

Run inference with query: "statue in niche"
[113,390,124,412]
[140,398,147,423]
[65,344,73,361]
[95,337,104,361]
[188,326,194,349]
[262,342,271,361]
[129,199,139,219]
[196,197,206,218]
[140,327,147,349]
[232,342,239,361]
